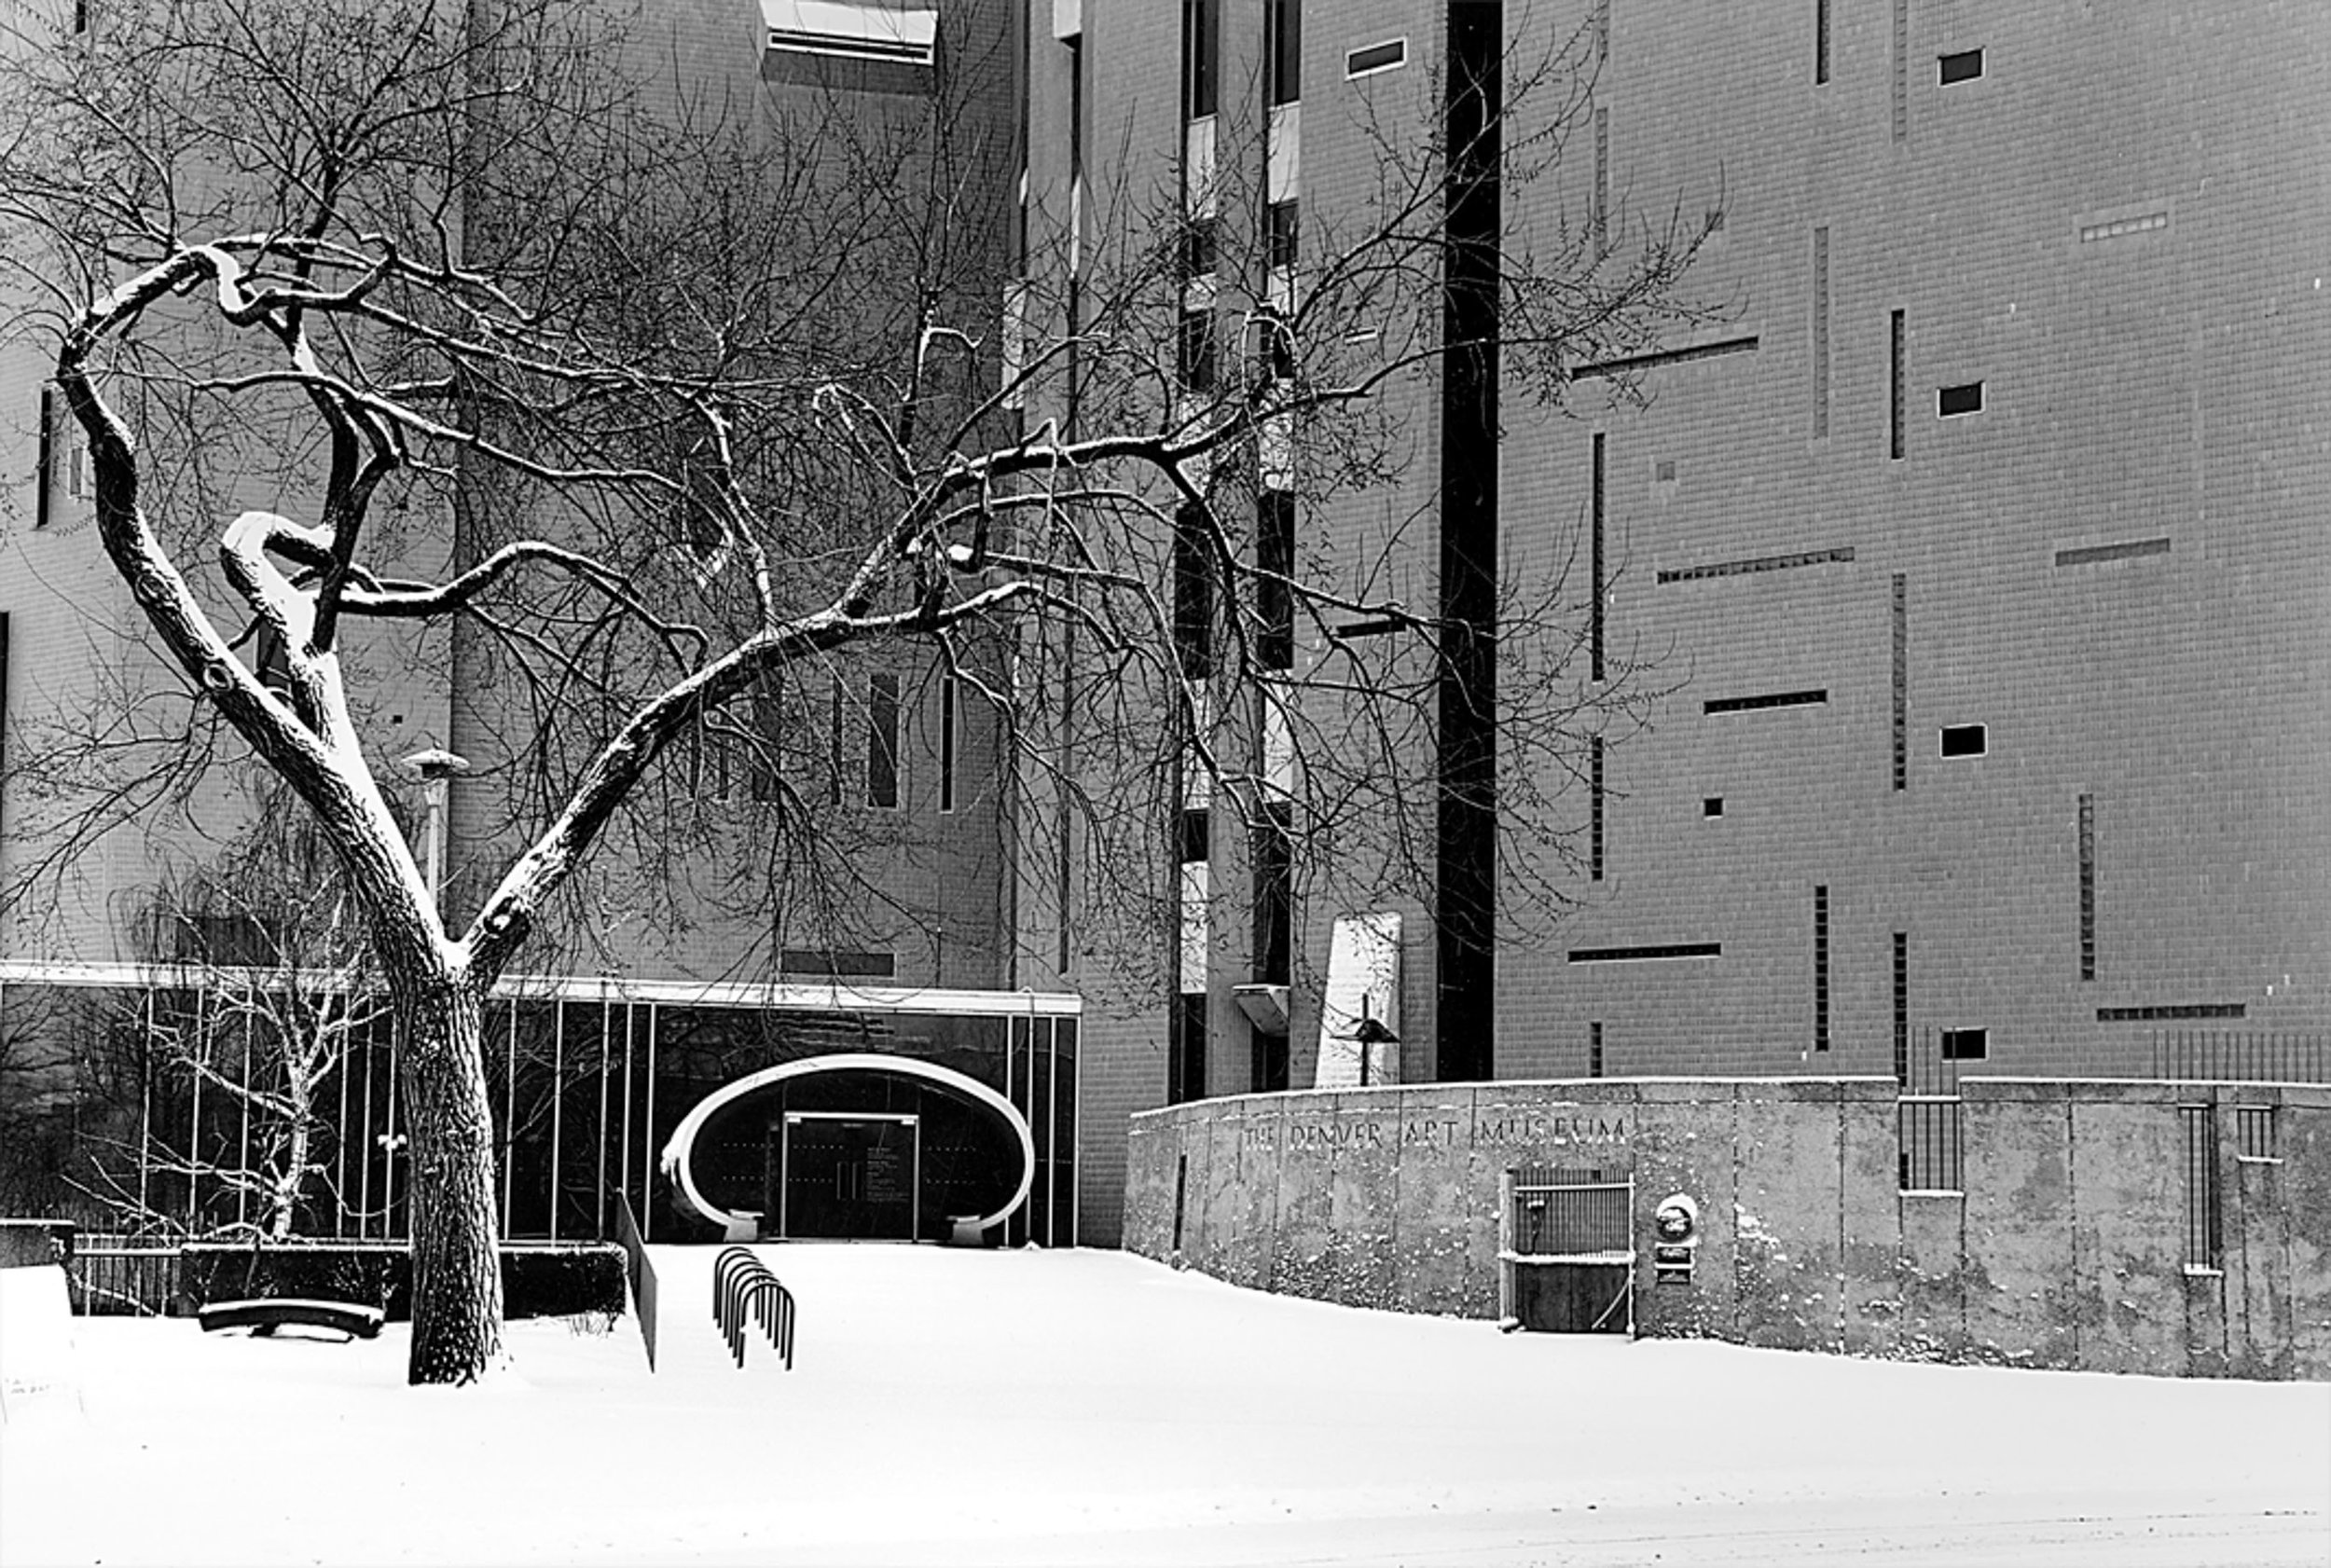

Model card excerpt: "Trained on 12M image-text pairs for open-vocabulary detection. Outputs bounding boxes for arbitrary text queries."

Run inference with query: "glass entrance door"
[775,1112,919,1240]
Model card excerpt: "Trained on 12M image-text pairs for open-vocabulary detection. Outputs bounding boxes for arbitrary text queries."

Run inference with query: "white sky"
[3,1245,2325,1566]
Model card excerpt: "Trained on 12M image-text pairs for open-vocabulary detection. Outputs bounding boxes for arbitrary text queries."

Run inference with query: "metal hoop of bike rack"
[712,1245,796,1371]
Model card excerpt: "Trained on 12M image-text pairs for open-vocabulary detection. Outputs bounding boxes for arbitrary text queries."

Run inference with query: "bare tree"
[0,0,1712,1382]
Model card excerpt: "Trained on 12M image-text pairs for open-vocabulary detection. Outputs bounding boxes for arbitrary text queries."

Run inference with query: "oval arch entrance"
[658,1053,1036,1241]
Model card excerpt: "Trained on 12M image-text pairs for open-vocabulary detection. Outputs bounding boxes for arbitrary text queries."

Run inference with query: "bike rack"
[712,1245,796,1371]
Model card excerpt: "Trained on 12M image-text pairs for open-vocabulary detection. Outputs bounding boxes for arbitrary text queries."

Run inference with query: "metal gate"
[1498,1164,1634,1335]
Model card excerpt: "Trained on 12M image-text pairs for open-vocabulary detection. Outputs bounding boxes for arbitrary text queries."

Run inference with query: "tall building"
[1027,0,2331,1175]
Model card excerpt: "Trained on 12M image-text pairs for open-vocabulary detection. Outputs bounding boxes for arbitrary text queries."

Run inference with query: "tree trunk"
[396,981,504,1383]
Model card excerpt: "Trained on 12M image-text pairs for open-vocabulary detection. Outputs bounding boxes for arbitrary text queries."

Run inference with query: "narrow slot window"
[1814,0,1830,83]
[827,674,847,806]
[2182,1106,2221,1272]
[1179,307,1216,392]
[1938,48,1983,84]
[1589,736,1605,881]
[1181,216,1218,279]
[1181,0,1219,120]
[1939,1026,1987,1061]
[1589,1021,1605,1080]
[1265,200,1300,270]
[1891,0,1908,141]
[2076,793,2095,980]
[1345,37,1405,78]
[1266,0,1301,105]
[1172,994,1208,1105]
[1173,503,1213,680]
[1257,490,1295,672]
[1592,107,1608,254]
[34,386,54,530]
[1811,227,1830,437]
[865,673,901,808]
[1889,309,1906,459]
[1938,381,1984,417]
[1703,689,1828,715]
[1172,1153,1189,1245]
[1891,932,1910,1083]
[1891,574,1908,790]
[1252,802,1292,984]
[1814,886,1831,1052]
[938,670,959,813]
[1590,433,1606,681]
[1939,722,1986,758]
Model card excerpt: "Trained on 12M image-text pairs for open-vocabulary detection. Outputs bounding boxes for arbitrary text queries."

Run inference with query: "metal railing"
[1897,1032,1963,1193]
[2150,1031,2331,1084]
[712,1245,795,1371]
[65,1232,182,1316]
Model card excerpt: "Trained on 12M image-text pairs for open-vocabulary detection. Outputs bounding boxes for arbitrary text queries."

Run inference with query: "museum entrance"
[772,1111,919,1240]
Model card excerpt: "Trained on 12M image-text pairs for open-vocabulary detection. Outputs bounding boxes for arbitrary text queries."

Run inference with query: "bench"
[198,1298,385,1341]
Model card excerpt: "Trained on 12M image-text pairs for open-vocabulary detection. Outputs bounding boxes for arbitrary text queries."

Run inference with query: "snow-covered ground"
[3,1244,2325,1566]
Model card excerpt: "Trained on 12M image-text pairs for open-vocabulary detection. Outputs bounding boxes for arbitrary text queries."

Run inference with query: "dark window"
[1178,307,1216,392]
[1182,215,1217,279]
[1567,942,1723,963]
[34,386,54,530]
[1891,574,1908,791]
[1889,309,1906,459]
[1815,0,1830,83]
[2077,793,2095,980]
[1939,722,1986,758]
[826,674,847,806]
[1178,806,1209,865]
[1589,1021,1605,1079]
[1939,1026,1987,1061]
[2183,1106,2221,1271]
[1814,885,1831,1052]
[938,671,959,813]
[1173,503,1213,680]
[778,949,897,979]
[1938,48,1983,84]
[1257,309,1296,381]
[1590,433,1606,681]
[2236,1106,2276,1162]
[1345,37,1404,77]
[1892,932,1910,1083]
[1266,0,1302,105]
[1589,736,1605,881]
[1938,381,1984,417]
[747,669,785,805]
[1265,199,1299,269]
[1181,0,1219,119]
[1257,491,1295,671]
[1171,992,1209,1103]
[1252,802,1291,984]
[866,672,900,807]
[1654,458,1676,483]
[1703,797,1723,818]
[1703,689,1828,715]
[1172,1154,1188,1246]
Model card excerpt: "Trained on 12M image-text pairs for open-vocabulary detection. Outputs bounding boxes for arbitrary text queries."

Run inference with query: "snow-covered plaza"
[4,1244,2325,1566]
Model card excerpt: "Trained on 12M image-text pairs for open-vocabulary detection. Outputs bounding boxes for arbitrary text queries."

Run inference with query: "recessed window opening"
[1181,0,1219,119]
[1653,458,1676,483]
[764,2,939,66]
[1172,503,1213,679]
[1939,723,1986,758]
[1257,491,1295,671]
[1938,48,1983,84]
[1568,942,1722,963]
[1178,806,1210,865]
[1813,886,1831,1052]
[1938,381,1984,417]
[1939,1027,1988,1061]
[1265,200,1300,270]
[1704,689,1828,715]
[1589,1021,1605,1079]
[865,672,901,808]
[1703,797,1723,818]
[1181,216,1218,278]
[938,671,959,813]
[1814,0,1830,83]
[1888,310,1906,458]
[1266,0,1302,105]
[1345,37,1406,78]
[826,674,847,806]
[1178,308,1217,392]
[2236,1105,2277,1162]
[1589,736,1605,881]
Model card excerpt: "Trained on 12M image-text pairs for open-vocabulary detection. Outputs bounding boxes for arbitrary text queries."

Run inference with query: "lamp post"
[400,748,469,916]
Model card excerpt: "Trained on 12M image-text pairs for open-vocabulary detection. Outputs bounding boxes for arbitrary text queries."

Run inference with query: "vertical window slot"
[1814,886,1831,1052]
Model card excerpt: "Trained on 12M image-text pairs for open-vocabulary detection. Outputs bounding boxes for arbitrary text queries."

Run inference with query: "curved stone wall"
[1124,1077,2331,1380]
